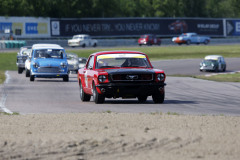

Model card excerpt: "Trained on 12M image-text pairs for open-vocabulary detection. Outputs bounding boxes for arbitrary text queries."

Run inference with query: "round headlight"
[61,62,67,68]
[157,74,165,81]
[33,62,39,68]
[98,75,107,82]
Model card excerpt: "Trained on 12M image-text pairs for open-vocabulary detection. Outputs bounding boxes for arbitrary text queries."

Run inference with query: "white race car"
[68,34,98,48]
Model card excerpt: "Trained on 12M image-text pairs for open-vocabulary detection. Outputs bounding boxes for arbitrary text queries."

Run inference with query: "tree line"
[1,0,240,18]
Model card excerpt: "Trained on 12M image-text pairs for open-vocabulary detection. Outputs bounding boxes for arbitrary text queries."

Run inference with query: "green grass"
[67,45,240,60]
[194,72,240,82]
[1,45,240,84]
[0,71,5,84]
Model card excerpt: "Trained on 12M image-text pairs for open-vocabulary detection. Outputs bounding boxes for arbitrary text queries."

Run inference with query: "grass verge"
[0,71,6,84]
[194,72,240,82]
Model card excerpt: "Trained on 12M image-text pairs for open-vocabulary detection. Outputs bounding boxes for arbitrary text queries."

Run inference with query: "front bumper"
[16,63,25,68]
[31,72,68,78]
[200,66,215,71]
[96,82,166,98]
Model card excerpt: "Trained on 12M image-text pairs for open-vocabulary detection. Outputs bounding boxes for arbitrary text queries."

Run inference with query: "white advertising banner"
[0,16,50,38]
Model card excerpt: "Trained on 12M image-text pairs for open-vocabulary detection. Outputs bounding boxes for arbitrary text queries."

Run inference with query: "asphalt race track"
[1,58,240,116]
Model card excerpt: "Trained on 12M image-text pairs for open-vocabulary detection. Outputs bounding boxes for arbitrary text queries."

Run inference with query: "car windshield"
[203,60,217,64]
[79,58,87,63]
[67,54,78,60]
[34,49,64,59]
[96,53,151,69]
[73,36,83,39]
[141,35,148,38]
[21,49,31,56]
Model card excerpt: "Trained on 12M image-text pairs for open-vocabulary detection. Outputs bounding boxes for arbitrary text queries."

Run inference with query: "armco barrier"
[1,38,240,49]
[0,40,26,49]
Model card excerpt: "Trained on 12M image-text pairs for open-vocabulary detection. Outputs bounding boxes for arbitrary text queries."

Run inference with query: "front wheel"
[80,82,91,101]
[18,68,23,74]
[63,75,69,82]
[26,69,30,77]
[92,83,105,104]
[152,89,165,104]
[204,40,209,45]
[30,75,35,81]
[186,40,191,45]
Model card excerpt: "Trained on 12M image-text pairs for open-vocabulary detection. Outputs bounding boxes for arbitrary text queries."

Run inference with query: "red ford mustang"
[78,50,166,104]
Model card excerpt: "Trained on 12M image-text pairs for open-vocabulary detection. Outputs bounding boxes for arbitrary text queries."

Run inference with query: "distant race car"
[78,50,166,104]
[172,33,210,45]
[68,34,98,48]
[16,46,32,74]
[138,34,161,46]
[67,53,79,73]
[200,55,226,72]
[78,57,87,69]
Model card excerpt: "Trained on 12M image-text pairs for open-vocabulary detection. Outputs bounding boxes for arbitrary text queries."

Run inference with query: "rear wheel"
[186,40,191,45]
[93,83,105,104]
[152,89,165,104]
[80,82,91,101]
[82,44,86,48]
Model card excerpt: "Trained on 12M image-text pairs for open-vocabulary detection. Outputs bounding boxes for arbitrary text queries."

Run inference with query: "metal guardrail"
[1,38,240,49]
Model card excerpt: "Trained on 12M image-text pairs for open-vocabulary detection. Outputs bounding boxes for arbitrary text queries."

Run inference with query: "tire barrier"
[0,40,26,49]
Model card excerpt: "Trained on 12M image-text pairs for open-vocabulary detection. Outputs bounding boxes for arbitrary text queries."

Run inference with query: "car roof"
[90,50,147,56]
[32,44,63,50]
[73,34,89,37]
[181,33,197,36]
[204,55,223,60]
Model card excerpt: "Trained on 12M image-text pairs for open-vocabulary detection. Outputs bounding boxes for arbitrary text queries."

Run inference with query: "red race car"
[138,34,161,46]
[78,50,166,104]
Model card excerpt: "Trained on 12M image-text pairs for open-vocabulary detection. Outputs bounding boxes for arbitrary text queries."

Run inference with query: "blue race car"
[172,33,210,45]
[29,44,69,82]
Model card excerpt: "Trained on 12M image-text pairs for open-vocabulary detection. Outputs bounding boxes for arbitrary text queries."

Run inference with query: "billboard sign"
[226,20,240,36]
[51,18,224,37]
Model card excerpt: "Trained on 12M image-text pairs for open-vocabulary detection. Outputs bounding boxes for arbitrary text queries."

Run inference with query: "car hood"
[34,58,67,67]
[103,68,155,74]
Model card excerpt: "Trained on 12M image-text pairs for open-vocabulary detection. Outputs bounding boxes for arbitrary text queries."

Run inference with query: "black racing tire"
[30,74,35,81]
[204,40,209,45]
[92,83,105,104]
[63,75,69,82]
[82,44,86,48]
[186,40,191,45]
[93,43,97,47]
[18,67,23,74]
[26,69,30,77]
[178,43,182,45]
[79,82,91,101]
[223,66,226,72]
[152,89,165,104]
[137,96,148,103]
[214,67,219,72]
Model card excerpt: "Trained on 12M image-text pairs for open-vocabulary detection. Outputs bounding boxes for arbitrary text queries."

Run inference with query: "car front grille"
[111,74,153,82]
[38,67,60,73]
